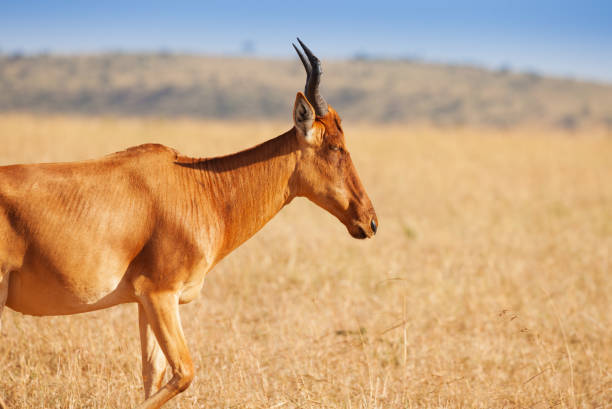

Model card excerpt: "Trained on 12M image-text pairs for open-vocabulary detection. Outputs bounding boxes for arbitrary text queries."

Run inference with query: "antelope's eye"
[329,144,343,152]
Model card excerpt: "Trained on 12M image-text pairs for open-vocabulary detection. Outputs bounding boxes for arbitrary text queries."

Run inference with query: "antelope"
[0,39,378,409]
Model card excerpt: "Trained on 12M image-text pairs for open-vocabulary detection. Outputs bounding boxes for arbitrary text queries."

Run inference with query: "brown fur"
[0,93,376,409]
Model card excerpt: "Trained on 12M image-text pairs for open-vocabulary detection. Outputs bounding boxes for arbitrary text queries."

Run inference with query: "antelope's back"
[0,143,178,228]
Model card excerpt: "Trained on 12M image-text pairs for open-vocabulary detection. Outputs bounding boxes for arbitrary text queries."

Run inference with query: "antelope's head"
[291,39,378,239]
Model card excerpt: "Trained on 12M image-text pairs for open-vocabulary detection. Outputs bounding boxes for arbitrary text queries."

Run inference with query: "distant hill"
[1,53,612,129]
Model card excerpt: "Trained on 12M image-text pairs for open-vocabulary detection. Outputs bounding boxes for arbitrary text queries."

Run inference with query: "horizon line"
[1,48,611,86]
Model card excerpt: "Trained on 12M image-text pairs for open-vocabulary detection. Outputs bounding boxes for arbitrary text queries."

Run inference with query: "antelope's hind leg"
[135,292,194,409]
[0,269,8,333]
[0,271,9,409]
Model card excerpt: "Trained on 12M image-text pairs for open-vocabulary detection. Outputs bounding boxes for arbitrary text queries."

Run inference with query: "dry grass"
[0,114,610,408]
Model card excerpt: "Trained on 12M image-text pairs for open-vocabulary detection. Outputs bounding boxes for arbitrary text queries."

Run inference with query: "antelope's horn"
[293,38,329,116]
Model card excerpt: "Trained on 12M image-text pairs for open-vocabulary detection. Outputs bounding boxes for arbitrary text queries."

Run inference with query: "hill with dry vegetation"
[1,53,612,129]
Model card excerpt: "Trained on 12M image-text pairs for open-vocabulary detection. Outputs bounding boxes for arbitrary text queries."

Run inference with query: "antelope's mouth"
[348,218,377,239]
[350,225,368,239]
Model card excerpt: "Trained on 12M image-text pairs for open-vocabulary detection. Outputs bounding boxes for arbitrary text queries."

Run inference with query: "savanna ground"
[0,114,610,408]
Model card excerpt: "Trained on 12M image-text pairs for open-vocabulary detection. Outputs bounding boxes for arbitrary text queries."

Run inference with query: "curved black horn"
[292,38,329,116]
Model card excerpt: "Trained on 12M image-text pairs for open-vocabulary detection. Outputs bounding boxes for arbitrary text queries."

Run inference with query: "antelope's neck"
[188,129,299,260]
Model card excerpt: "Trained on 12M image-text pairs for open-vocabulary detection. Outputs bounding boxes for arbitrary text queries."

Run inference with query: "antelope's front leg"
[135,291,194,409]
[138,304,168,398]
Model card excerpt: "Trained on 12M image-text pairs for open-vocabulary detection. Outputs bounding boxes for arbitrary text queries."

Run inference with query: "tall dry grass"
[0,114,610,408]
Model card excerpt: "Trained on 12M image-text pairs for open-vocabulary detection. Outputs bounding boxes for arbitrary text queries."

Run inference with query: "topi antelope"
[0,39,378,409]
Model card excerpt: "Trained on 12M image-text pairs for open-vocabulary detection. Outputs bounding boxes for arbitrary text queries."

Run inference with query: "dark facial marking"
[334,118,343,134]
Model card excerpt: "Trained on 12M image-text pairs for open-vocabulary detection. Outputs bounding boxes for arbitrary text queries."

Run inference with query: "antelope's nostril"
[370,219,377,234]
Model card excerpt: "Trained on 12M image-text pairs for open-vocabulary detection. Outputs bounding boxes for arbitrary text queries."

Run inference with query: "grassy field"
[0,114,610,408]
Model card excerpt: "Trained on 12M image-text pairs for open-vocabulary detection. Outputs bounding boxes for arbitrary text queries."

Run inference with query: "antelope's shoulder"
[106,143,180,164]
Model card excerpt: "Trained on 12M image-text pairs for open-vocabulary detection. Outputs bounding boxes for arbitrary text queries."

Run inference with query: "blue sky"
[1,0,611,82]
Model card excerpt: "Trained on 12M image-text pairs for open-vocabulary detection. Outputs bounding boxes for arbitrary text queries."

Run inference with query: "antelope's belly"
[6,263,132,316]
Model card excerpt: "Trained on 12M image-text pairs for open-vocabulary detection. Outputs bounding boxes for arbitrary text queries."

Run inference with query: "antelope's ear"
[293,92,317,143]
